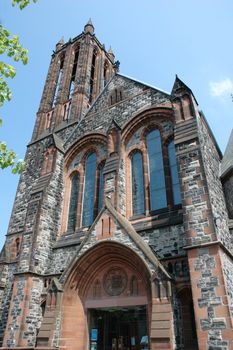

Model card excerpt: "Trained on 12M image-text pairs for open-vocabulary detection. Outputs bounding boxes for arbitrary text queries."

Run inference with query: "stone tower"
[0,21,233,350]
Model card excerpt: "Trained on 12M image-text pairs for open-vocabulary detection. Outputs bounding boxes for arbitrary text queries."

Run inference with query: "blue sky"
[0,0,233,250]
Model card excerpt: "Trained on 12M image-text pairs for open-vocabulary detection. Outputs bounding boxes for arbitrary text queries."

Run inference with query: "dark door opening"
[89,306,148,350]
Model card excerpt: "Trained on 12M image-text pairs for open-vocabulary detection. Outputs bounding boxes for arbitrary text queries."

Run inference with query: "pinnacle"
[84,18,95,34]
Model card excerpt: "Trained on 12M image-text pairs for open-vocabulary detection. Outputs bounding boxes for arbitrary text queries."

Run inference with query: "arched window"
[67,173,79,230]
[168,140,181,205]
[98,163,105,212]
[146,129,167,211]
[82,152,97,226]
[131,151,145,215]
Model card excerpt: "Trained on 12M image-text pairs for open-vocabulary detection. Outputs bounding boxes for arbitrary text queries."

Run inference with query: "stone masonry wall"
[7,143,44,235]
[197,114,232,252]
[0,264,17,346]
[32,152,64,275]
[64,75,170,151]
[3,275,44,348]
[48,246,77,275]
[221,251,233,319]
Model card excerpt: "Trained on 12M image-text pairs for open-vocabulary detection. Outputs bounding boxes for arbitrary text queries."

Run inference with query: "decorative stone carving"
[103,267,127,296]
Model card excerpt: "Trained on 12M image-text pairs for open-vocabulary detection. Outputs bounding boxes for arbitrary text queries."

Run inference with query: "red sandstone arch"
[65,132,107,170]
[60,241,152,350]
[121,106,174,145]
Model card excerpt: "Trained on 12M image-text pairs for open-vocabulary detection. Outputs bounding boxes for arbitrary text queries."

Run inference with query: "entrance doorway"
[89,306,148,350]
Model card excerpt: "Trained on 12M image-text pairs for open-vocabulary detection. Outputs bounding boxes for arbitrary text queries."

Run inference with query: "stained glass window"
[168,140,181,205]
[67,173,79,230]
[146,129,167,211]
[131,151,145,215]
[82,152,97,226]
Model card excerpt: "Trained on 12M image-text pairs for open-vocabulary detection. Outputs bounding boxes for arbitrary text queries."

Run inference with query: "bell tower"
[32,19,117,141]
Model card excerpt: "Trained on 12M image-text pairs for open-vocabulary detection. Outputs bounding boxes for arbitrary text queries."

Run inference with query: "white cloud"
[209,78,233,97]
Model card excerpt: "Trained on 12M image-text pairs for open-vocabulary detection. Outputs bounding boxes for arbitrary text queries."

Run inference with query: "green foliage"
[0,141,25,173]
[0,24,28,107]
[0,0,36,174]
[12,0,37,10]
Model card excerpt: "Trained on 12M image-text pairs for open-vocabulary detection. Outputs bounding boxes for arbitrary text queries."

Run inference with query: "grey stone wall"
[7,143,44,235]
[33,151,64,275]
[48,246,77,274]
[22,277,44,347]
[194,247,229,350]
[0,264,17,346]
[197,113,232,252]
[221,250,233,318]
[146,224,186,259]
[64,75,170,151]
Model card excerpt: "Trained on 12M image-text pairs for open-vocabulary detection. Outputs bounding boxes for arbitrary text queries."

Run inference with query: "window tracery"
[126,122,181,218]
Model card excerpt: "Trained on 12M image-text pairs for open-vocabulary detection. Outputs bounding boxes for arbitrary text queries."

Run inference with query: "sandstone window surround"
[126,126,181,219]
[65,149,106,232]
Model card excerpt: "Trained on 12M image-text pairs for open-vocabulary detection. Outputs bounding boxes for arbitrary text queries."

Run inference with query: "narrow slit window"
[168,140,181,205]
[146,129,167,211]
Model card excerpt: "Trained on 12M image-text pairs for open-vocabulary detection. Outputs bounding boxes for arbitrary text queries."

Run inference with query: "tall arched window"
[131,151,145,215]
[146,129,167,211]
[168,140,181,205]
[82,152,97,226]
[67,173,79,230]
[98,163,105,212]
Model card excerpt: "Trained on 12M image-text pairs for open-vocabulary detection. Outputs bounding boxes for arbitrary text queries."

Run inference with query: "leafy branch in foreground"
[12,0,37,10]
[0,0,37,173]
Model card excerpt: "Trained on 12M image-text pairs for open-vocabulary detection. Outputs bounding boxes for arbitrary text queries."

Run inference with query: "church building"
[0,20,233,350]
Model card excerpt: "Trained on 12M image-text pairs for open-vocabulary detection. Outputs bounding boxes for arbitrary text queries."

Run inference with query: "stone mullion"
[125,153,132,218]
[163,143,173,209]
[60,174,71,234]
[142,143,150,215]
[93,166,99,221]
[76,167,84,229]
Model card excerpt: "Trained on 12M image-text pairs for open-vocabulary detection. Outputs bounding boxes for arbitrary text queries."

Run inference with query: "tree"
[0,0,37,173]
